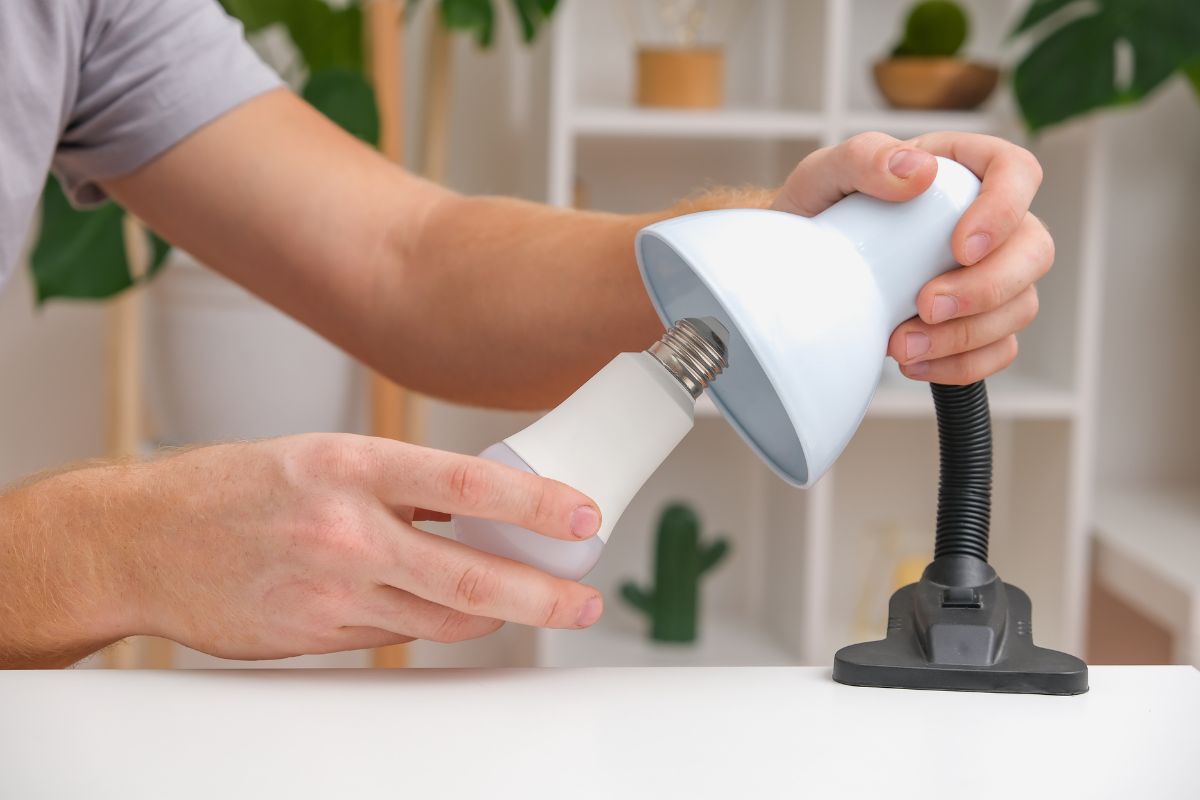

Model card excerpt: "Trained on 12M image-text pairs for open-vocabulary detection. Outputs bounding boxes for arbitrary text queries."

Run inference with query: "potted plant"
[873,0,999,111]
[629,0,725,109]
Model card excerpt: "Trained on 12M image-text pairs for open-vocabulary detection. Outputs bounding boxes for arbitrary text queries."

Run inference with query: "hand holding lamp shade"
[455,158,1087,694]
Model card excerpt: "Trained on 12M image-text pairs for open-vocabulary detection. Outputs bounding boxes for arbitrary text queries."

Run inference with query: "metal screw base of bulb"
[648,317,729,399]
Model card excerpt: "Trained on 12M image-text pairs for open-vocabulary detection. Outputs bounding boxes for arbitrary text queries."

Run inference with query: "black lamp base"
[833,555,1088,695]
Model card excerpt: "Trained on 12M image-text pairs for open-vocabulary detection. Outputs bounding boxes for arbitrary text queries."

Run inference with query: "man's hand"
[0,435,604,667]
[773,131,1052,385]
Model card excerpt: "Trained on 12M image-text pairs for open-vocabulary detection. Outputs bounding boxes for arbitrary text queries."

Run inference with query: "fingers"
[908,132,1043,266]
[890,285,1038,366]
[359,584,505,644]
[773,131,938,216]
[384,524,604,630]
[915,213,1052,324]
[358,441,602,542]
[899,334,1020,385]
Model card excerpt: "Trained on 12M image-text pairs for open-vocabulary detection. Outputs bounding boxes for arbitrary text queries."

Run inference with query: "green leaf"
[218,0,293,33]
[302,67,381,145]
[148,231,172,278]
[284,0,364,73]
[1012,0,1079,36]
[1014,14,1117,131]
[510,0,555,43]
[31,179,132,303]
[1185,57,1200,101]
[1012,0,1200,132]
[441,0,494,47]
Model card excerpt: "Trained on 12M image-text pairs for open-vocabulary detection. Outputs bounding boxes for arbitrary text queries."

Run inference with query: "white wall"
[0,254,109,486]
[1094,81,1200,488]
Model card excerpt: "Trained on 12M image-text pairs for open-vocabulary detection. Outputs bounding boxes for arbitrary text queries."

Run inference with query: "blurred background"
[3,0,1197,670]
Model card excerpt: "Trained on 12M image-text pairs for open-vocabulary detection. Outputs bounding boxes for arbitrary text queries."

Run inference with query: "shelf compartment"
[1093,486,1200,664]
[538,612,796,667]
[572,107,826,140]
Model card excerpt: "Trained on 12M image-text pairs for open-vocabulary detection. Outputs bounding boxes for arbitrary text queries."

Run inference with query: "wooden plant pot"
[637,47,724,109]
[873,57,999,111]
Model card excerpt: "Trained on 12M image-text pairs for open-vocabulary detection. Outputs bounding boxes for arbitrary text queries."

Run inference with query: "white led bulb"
[453,318,728,580]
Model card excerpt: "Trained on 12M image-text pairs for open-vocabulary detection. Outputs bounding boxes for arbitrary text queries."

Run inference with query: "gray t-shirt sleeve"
[53,0,282,207]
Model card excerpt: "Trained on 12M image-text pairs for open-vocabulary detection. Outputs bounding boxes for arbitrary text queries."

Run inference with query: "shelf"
[840,110,999,138]
[696,371,1076,422]
[1093,485,1200,661]
[571,107,825,140]
[569,107,1001,142]
[538,612,796,667]
[870,369,1076,419]
[1095,486,1200,595]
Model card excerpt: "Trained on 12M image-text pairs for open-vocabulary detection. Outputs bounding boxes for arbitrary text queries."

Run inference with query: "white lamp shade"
[635,157,981,487]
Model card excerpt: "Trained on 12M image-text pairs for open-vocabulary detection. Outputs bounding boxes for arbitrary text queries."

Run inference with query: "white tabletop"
[2,666,1197,799]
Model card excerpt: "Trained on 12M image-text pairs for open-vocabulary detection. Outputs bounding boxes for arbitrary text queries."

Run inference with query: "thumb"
[773,132,937,217]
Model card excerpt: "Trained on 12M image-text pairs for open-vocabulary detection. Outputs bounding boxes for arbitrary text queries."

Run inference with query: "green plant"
[29,0,378,303]
[621,503,730,643]
[409,0,558,47]
[1012,0,1200,132]
[30,0,559,304]
[891,0,970,58]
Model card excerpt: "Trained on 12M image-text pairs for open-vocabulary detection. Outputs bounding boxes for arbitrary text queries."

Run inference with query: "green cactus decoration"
[621,504,730,643]
[892,0,969,57]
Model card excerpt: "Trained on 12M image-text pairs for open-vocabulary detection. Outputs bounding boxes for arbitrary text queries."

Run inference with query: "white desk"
[2,666,1197,799]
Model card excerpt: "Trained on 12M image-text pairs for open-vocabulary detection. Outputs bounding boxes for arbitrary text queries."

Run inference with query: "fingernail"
[905,361,930,378]
[964,233,990,264]
[931,294,959,324]
[576,596,602,627]
[570,505,600,539]
[905,332,931,360]
[888,149,923,179]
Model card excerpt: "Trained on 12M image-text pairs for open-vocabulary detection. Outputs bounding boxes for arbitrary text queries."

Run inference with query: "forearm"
[104,89,773,409]
[0,466,141,668]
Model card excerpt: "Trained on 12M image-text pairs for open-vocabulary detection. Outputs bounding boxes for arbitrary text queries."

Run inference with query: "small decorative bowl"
[873,58,1000,111]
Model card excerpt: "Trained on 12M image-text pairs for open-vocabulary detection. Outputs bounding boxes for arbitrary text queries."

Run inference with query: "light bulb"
[453,318,729,580]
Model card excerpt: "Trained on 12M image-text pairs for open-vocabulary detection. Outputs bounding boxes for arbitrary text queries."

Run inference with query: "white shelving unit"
[410,0,1105,670]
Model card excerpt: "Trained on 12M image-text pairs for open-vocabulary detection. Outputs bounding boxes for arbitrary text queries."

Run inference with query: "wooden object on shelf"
[872,57,999,110]
[636,47,724,108]
[367,0,411,670]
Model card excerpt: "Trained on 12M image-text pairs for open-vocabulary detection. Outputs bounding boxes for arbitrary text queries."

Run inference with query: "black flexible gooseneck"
[931,381,992,563]
[832,379,1088,695]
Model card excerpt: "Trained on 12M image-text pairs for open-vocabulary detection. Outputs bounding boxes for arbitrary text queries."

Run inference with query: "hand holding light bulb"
[455,318,729,580]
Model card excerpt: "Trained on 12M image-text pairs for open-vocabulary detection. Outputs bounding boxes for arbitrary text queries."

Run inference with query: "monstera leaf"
[1013,0,1200,131]
[221,0,364,72]
[302,67,380,145]
[30,179,170,303]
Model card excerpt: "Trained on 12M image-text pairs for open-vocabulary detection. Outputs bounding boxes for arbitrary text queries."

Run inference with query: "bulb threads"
[648,317,729,399]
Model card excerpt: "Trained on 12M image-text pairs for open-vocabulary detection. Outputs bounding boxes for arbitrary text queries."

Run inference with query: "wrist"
[0,463,149,666]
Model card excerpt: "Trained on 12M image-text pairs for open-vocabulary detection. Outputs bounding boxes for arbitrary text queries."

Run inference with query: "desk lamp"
[456,157,1087,694]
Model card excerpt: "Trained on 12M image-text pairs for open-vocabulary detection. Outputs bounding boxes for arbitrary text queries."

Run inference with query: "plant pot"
[636,46,724,109]
[872,57,999,111]
[146,251,357,445]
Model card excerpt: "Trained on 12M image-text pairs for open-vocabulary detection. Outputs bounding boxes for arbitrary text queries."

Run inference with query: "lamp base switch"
[833,555,1088,695]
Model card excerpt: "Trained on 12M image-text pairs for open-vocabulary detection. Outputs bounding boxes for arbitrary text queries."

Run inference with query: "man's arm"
[102,89,683,408]
[104,90,1050,409]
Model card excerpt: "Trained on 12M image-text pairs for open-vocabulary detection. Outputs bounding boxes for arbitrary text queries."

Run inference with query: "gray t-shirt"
[0,0,281,288]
